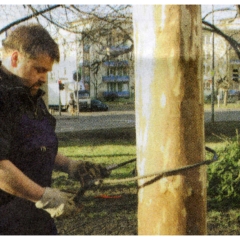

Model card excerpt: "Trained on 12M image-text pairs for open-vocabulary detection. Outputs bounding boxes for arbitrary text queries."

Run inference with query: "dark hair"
[2,24,60,62]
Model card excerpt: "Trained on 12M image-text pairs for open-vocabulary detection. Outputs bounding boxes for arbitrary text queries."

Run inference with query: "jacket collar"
[0,64,45,99]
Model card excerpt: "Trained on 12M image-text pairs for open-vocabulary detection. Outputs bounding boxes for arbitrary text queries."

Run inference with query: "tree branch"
[0,5,61,35]
[202,19,240,59]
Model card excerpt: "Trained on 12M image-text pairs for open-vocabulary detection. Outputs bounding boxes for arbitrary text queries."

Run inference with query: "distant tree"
[1,5,240,84]
[202,5,240,104]
[1,5,240,61]
[0,5,133,60]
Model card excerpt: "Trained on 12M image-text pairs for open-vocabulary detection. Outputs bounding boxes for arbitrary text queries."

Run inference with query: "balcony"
[103,60,129,67]
[117,91,130,98]
[102,75,130,82]
[103,91,130,98]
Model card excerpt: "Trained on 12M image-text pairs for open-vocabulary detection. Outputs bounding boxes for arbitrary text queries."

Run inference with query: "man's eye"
[36,68,47,73]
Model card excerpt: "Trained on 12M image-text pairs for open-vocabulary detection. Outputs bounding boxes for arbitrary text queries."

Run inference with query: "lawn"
[53,122,240,235]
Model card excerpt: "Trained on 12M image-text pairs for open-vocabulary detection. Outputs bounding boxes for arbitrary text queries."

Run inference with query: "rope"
[100,146,218,185]
[71,146,218,202]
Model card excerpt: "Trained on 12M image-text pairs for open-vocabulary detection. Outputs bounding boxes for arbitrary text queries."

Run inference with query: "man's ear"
[11,51,19,67]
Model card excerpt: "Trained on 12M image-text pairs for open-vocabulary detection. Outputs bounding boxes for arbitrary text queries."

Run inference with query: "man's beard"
[29,81,43,96]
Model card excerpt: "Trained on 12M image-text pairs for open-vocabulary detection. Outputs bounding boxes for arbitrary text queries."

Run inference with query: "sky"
[0,4,238,41]
[202,4,237,22]
[0,4,238,27]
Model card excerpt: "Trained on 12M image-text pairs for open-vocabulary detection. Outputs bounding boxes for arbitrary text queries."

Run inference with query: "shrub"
[207,137,240,209]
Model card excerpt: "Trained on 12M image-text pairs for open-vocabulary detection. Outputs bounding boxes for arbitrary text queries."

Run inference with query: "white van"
[48,82,74,111]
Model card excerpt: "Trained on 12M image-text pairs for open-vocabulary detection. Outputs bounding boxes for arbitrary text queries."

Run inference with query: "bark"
[133,5,205,235]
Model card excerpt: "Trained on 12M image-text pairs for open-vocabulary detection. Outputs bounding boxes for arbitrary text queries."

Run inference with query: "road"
[55,109,240,133]
[55,110,135,133]
[204,109,240,122]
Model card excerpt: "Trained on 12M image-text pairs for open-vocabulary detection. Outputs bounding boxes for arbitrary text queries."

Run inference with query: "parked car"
[90,99,108,111]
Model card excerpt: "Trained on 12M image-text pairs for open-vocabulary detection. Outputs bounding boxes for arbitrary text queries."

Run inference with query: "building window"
[118,82,123,92]
[108,82,116,92]
[232,68,239,82]
[109,67,116,75]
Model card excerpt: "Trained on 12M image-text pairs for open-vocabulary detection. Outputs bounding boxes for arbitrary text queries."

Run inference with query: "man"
[0,24,109,235]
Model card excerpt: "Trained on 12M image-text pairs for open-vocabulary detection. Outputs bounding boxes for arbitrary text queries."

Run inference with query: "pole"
[133,5,205,235]
[211,5,215,122]
[58,80,61,116]
[76,34,79,115]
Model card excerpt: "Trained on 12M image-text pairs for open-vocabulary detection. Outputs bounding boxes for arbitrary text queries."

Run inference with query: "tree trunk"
[223,89,228,106]
[133,5,205,235]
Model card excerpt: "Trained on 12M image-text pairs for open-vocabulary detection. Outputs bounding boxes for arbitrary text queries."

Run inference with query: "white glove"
[35,187,77,218]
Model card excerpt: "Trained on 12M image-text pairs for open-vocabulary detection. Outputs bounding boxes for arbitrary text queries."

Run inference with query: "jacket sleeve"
[0,90,13,160]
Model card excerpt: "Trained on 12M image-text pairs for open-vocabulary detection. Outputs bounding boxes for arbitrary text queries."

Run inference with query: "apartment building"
[80,22,134,100]
[52,16,135,102]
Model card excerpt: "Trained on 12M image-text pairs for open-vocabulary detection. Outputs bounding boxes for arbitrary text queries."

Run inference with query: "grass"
[53,122,240,235]
[204,102,240,110]
[57,128,136,178]
[53,128,137,194]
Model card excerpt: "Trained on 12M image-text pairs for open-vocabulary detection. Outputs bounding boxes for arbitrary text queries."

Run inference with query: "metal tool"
[73,158,136,203]
[105,158,136,171]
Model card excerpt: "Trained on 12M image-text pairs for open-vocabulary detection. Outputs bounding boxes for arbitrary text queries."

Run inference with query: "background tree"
[0,5,240,76]
[1,4,240,103]
[0,5,239,56]
[0,5,133,66]
[202,5,240,101]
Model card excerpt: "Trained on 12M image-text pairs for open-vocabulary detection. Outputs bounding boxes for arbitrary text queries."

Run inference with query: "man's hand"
[68,160,111,188]
[35,187,79,218]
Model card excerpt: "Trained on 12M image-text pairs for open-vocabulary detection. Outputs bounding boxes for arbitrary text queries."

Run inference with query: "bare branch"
[202,19,240,59]
[27,5,40,24]
[202,7,236,21]
[0,4,61,35]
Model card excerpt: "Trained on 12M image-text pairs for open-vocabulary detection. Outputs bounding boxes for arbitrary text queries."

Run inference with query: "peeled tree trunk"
[133,5,205,235]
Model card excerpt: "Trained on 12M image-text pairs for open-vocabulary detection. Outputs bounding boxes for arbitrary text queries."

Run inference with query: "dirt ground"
[55,183,138,235]
[55,178,240,236]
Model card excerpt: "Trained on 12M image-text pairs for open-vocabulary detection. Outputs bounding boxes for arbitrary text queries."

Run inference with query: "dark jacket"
[0,65,58,235]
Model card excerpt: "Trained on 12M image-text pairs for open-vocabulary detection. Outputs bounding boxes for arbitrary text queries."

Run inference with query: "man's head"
[2,24,60,96]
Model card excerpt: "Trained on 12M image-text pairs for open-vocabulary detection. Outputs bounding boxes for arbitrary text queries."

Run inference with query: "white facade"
[49,18,134,102]
[48,29,77,84]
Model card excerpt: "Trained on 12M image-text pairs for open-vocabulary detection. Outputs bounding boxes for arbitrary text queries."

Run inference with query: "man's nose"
[39,73,47,83]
